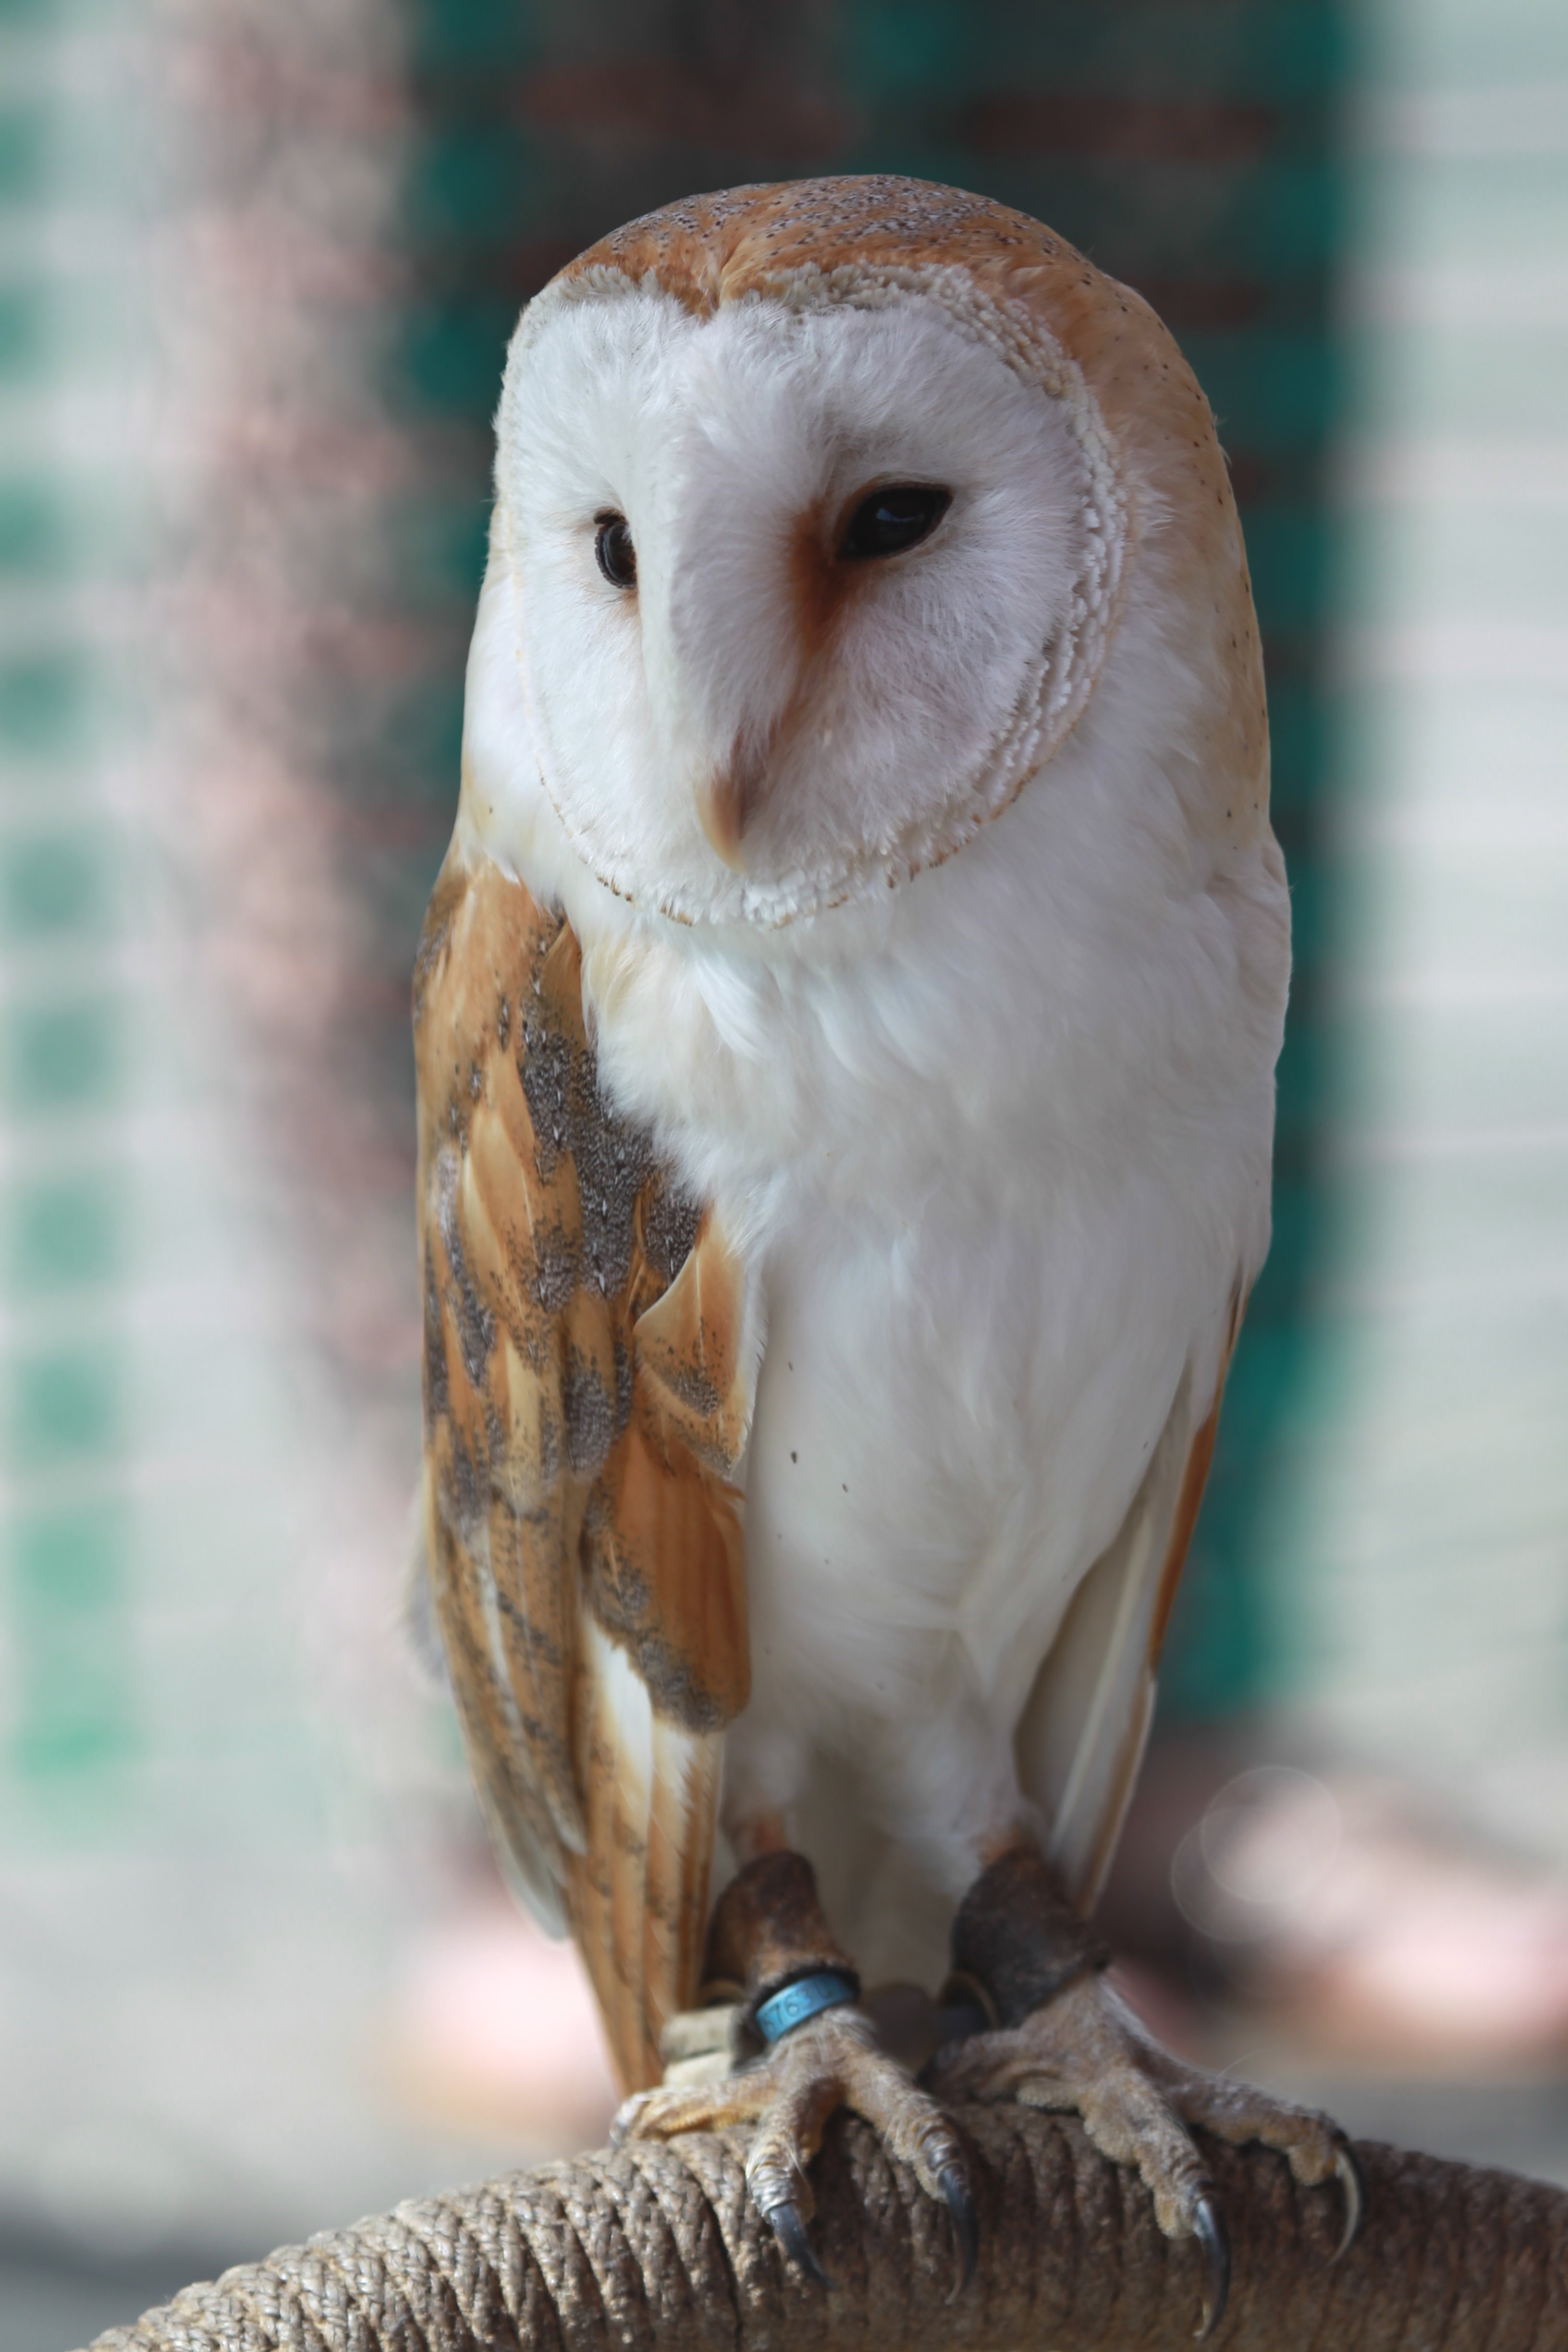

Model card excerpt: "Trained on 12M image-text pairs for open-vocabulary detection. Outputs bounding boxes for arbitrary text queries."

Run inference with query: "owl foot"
[926,1845,1360,2339]
[617,2001,974,2290]
[615,1846,975,2290]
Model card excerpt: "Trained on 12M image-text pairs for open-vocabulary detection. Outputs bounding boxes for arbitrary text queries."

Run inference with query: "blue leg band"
[754,1968,859,2045]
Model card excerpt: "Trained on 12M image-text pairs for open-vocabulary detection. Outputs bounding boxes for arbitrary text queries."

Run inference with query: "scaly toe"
[609,2089,649,2146]
[833,2033,978,2290]
[614,2069,771,2144]
[1150,2039,1363,2270]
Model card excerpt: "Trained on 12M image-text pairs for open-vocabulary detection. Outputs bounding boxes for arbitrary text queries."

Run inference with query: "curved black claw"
[1192,2196,1231,2340]
[939,2161,978,2295]
[761,2196,837,2291]
[1332,2144,1365,2262]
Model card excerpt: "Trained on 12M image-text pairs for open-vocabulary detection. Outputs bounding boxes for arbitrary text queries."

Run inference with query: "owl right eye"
[594,512,637,589]
[838,483,952,562]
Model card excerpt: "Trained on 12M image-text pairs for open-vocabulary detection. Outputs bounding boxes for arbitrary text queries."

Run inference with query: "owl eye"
[594,511,637,589]
[838,483,952,562]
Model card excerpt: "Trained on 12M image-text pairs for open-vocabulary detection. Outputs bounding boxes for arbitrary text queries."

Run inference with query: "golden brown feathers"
[415,851,750,2088]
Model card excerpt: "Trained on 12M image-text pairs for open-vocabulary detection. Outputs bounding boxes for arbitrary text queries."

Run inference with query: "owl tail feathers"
[567,1613,724,2095]
[403,1478,573,1941]
[477,1788,572,1942]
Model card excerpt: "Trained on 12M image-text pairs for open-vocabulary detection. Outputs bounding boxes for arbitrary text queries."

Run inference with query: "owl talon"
[760,2193,836,2290]
[939,2160,978,2292]
[630,1996,972,2292]
[1333,2144,1364,2262]
[1192,2195,1230,2340]
[928,1944,1349,2327]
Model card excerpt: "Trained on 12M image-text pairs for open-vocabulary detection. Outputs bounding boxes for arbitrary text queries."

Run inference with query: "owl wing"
[1016,1299,1244,1914]
[415,851,753,2092]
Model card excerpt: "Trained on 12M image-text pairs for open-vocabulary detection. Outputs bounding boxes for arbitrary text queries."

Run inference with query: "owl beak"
[698,773,747,868]
[697,736,770,869]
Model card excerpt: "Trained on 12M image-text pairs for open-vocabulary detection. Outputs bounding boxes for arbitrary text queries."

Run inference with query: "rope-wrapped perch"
[84,2107,1568,2352]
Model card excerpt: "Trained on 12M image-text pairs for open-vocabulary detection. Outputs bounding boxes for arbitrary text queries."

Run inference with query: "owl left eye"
[839,483,952,563]
[594,512,637,589]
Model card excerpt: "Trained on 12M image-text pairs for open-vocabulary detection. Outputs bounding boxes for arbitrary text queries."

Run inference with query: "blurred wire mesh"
[0,0,1565,2340]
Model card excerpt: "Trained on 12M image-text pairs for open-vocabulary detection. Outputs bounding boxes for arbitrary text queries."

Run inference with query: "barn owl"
[415,176,1356,2333]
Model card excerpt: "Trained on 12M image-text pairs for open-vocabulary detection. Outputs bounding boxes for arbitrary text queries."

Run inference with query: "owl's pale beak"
[698,773,747,867]
[697,737,771,868]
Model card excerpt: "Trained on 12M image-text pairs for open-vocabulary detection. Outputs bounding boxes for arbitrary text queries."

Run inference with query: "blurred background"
[1,0,1565,2341]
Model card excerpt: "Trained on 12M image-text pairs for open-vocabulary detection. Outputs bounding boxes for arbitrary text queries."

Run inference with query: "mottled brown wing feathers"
[415,852,750,2090]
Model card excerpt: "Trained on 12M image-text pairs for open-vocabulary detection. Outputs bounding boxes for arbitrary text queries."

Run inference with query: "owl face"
[493,270,1126,928]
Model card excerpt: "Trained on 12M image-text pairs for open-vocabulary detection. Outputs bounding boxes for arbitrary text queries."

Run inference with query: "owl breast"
[565,754,1288,1967]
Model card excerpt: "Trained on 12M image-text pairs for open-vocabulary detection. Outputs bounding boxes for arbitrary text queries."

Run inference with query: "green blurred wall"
[0,1,141,1825]
[379,0,1347,1720]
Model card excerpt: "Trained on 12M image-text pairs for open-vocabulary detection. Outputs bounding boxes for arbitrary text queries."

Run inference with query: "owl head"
[474,178,1266,931]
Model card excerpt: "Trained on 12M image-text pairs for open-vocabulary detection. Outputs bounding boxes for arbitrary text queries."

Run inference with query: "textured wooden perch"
[85,2106,1568,2352]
